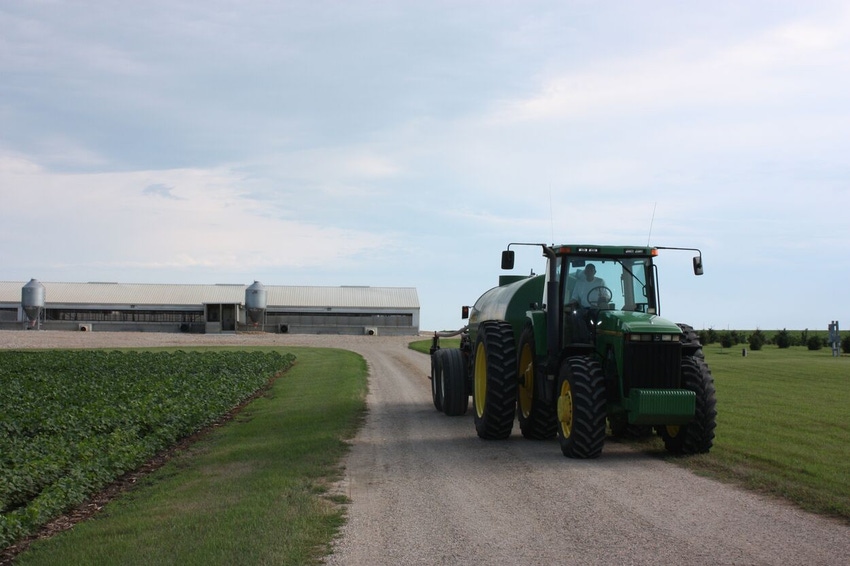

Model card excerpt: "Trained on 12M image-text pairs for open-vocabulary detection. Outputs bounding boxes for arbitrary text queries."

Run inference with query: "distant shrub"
[807,335,823,351]
[720,332,734,349]
[706,328,718,344]
[775,329,791,349]
[748,329,766,351]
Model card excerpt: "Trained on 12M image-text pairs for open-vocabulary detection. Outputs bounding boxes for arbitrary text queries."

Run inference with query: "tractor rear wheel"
[517,325,557,439]
[430,350,444,412]
[658,355,717,454]
[473,321,517,439]
[441,348,469,416]
[556,355,606,458]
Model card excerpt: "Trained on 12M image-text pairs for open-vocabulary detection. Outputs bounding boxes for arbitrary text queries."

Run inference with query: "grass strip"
[14,347,368,566]
[409,338,460,355]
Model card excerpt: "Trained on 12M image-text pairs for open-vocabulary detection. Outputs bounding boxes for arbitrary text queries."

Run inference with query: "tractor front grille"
[623,342,682,394]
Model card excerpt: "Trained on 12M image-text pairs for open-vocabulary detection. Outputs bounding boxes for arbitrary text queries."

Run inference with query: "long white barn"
[0,280,420,336]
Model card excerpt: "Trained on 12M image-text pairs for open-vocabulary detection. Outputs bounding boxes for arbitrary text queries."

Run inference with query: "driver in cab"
[570,264,606,308]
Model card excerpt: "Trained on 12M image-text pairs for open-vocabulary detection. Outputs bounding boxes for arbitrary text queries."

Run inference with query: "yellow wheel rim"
[557,379,573,438]
[666,425,681,438]
[518,342,534,418]
[474,341,487,418]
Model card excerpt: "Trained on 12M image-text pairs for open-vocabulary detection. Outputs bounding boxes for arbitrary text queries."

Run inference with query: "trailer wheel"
[517,326,557,439]
[658,355,717,454]
[556,355,606,458]
[473,321,517,439]
[441,348,469,416]
[430,351,444,412]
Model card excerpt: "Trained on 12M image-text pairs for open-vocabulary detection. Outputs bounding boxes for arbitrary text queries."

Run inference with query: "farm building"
[0,280,420,336]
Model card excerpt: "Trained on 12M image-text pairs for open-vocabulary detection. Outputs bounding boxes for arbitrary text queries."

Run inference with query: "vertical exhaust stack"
[245,281,267,328]
[21,279,46,330]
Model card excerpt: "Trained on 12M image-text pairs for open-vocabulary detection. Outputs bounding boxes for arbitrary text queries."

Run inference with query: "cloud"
[142,183,181,199]
[0,154,388,277]
[490,8,850,125]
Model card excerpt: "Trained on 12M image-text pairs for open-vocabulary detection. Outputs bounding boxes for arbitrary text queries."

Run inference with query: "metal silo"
[21,279,46,329]
[245,281,267,326]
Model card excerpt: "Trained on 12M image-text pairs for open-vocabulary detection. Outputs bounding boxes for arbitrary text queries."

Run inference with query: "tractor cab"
[552,248,660,348]
[562,255,656,313]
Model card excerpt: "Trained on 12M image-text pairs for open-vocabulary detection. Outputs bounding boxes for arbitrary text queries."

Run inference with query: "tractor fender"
[526,311,548,357]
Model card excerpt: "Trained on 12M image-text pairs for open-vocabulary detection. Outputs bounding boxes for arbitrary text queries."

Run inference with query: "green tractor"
[430,243,716,459]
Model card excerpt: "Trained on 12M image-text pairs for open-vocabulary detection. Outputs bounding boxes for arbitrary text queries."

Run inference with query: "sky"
[1,0,849,332]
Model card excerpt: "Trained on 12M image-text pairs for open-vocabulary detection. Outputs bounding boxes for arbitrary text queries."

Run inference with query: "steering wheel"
[586,285,613,306]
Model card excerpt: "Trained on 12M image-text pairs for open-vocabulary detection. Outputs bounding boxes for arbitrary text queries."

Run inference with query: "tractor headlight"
[629,334,679,342]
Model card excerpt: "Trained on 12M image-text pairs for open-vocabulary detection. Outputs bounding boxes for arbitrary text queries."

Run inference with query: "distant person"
[570,264,607,307]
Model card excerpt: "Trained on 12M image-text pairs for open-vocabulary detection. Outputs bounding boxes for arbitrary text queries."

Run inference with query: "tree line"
[698,328,849,353]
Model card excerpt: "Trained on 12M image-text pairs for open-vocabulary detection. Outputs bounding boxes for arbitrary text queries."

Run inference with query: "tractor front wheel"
[556,355,606,458]
[473,321,517,439]
[658,355,717,454]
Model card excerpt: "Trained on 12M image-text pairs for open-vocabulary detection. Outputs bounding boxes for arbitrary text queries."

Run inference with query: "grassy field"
[679,345,850,519]
[11,347,368,566]
[416,338,850,521]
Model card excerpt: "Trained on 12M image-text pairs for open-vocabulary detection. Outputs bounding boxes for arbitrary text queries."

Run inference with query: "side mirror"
[693,255,704,276]
[501,250,515,270]
[461,306,470,320]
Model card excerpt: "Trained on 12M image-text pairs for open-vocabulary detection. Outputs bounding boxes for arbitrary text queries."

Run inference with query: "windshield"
[563,256,655,312]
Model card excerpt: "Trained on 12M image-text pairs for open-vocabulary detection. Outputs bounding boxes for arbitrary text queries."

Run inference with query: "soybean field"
[0,349,294,548]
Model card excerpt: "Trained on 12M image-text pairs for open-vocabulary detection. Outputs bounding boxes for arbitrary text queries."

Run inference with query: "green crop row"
[0,349,295,549]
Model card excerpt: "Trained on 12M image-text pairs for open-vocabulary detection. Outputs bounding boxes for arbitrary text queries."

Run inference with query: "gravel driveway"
[3,331,849,565]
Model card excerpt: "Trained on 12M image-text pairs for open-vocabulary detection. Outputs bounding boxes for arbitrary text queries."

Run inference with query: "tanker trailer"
[430,243,717,459]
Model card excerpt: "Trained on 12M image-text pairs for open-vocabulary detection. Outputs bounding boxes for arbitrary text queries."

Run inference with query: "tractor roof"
[554,245,657,258]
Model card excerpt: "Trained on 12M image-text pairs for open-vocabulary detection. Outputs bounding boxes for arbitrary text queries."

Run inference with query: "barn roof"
[0,281,419,309]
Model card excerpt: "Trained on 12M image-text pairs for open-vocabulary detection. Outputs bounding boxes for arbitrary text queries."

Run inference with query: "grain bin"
[21,279,45,328]
[245,281,267,325]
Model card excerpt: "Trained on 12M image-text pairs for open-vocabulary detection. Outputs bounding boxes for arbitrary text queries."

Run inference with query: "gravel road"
[3,331,849,565]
